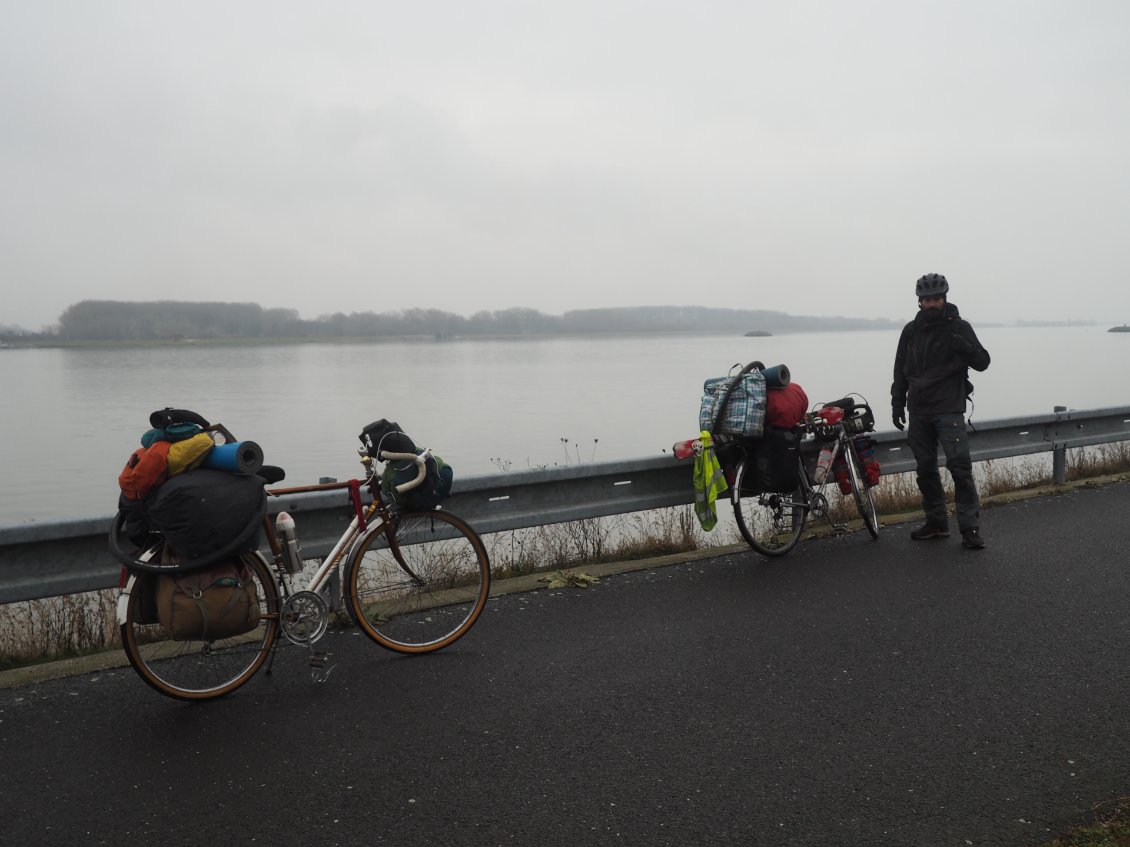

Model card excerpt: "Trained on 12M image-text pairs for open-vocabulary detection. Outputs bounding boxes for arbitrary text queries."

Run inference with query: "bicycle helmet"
[915,273,949,298]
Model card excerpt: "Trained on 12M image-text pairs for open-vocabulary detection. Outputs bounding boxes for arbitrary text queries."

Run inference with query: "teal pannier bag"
[698,367,767,438]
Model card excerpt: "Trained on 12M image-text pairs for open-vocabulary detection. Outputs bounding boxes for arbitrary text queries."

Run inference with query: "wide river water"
[1,325,1125,524]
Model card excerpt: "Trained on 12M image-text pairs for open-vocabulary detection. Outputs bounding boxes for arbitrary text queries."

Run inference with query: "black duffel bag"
[147,469,266,567]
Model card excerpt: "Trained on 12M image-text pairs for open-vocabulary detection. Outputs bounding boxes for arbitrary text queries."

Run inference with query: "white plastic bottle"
[275,511,304,574]
[813,446,835,484]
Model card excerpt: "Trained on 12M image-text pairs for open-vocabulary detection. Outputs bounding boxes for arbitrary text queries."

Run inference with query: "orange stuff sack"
[119,440,173,501]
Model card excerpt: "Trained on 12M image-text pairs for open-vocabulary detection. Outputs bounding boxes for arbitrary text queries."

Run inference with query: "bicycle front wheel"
[120,552,280,701]
[846,439,880,539]
[345,510,490,653]
[732,454,809,557]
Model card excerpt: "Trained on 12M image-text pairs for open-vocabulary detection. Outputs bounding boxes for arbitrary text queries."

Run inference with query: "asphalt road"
[2,482,1129,847]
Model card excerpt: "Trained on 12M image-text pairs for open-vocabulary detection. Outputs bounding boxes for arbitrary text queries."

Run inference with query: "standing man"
[891,273,991,549]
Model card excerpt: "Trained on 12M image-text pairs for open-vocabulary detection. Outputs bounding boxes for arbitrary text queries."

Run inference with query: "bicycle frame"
[797,426,852,525]
[253,446,431,623]
[259,478,376,601]
[797,406,880,538]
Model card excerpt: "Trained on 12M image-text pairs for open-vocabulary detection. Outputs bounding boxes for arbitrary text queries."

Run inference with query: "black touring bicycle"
[675,361,881,558]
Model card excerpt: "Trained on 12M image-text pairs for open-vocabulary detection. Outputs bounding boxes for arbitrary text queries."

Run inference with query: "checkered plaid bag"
[698,368,767,438]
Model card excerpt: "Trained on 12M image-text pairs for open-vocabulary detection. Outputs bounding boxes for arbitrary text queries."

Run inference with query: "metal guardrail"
[2,405,1129,604]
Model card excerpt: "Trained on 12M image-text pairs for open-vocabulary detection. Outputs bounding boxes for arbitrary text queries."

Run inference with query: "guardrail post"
[1052,406,1068,485]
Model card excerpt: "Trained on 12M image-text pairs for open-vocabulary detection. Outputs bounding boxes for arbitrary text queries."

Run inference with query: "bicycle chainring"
[281,590,330,646]
[809,491,830,520]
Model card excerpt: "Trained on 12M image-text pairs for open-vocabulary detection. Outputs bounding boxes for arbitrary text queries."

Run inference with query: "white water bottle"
[275,511,304,574]
[813,446,835,484]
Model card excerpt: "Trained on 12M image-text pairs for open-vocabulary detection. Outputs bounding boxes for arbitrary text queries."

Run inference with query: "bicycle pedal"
[308,651,335,683]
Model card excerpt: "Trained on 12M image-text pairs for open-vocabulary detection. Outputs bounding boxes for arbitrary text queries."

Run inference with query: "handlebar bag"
[381,450,454,511]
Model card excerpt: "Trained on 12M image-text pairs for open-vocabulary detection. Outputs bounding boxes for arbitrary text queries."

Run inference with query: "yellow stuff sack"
[166,432,215,477]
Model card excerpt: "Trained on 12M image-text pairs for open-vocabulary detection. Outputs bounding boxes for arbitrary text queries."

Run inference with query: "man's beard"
[921,305,945,323]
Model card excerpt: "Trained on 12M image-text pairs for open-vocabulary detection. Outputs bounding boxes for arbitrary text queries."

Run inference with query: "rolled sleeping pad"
[202,440,264,474]
[761,364,790,388]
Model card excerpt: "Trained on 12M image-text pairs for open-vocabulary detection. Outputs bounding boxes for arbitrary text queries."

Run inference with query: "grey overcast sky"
[3,1,1129,331]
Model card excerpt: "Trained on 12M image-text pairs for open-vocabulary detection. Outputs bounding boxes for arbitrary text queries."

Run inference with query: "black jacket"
[891,301,990,417]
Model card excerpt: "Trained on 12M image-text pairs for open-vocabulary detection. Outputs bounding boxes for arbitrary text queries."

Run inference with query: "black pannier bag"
[749,427,801,493]
[147,469,266,566]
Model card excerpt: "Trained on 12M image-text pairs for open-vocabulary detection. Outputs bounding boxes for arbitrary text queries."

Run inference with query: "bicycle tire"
[732,454,809,557]
[845,438,880,539]
[119,552,280,701]
[344,510,490,653]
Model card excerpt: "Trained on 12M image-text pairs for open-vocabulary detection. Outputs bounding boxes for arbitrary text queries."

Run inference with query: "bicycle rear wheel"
[120,552,280,701]
[732,454,809,557]
[845,439,880,539]
[345,510,490,653]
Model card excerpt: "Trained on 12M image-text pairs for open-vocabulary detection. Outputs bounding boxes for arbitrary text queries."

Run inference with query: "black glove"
[951,332,976,357]
[892,407,906,431]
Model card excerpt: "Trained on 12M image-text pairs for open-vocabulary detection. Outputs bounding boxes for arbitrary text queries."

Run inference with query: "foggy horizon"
[4,2,1130,332]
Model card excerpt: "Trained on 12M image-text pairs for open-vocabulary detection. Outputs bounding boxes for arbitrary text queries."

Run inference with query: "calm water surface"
[1,326,1125,523]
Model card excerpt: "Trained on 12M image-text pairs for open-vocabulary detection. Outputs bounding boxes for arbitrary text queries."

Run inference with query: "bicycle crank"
[809,491,830,520]
[281,590,330,646]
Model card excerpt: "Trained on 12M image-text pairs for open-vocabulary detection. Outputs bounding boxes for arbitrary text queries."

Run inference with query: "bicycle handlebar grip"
[380,448,431,493]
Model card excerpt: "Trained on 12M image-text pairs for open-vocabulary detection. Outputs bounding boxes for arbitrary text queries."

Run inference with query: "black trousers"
[907,412,981,532]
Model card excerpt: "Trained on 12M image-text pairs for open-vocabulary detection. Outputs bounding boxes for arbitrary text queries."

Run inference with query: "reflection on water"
[1,326,1124,523]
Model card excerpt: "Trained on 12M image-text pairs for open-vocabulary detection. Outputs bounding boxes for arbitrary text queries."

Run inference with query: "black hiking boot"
[961,528,986,550]
[910,522,950,540]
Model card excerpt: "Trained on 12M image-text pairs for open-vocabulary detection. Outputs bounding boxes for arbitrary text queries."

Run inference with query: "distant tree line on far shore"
[2,299,904,344]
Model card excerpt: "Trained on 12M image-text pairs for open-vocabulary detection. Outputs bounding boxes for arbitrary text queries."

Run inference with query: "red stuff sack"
[118,440,173,501]
[765,383,809,429]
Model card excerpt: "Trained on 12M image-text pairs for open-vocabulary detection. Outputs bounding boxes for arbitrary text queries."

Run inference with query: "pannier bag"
[155,556,261,641]
[147,469,266,565]
[747,427,801,493]
[131,571,161,625]
[832,452,852,495]
[854,436,881,487]
[698,368,767,438]
[381,450,454,511]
